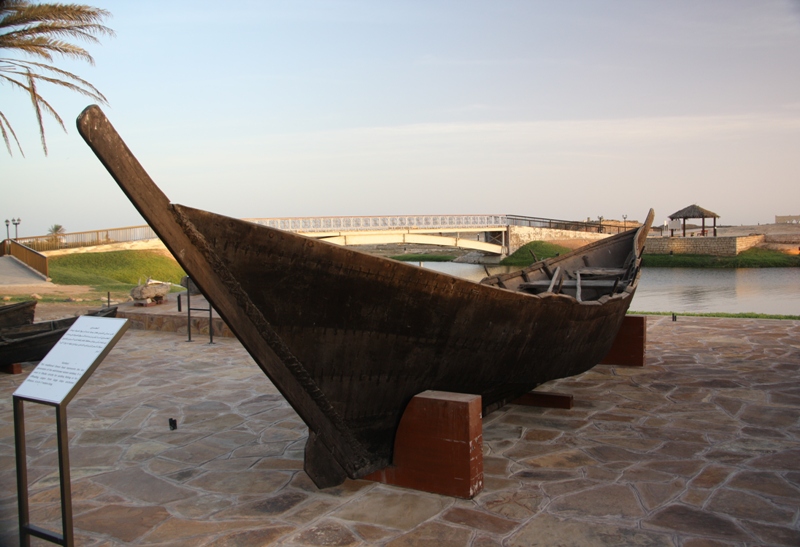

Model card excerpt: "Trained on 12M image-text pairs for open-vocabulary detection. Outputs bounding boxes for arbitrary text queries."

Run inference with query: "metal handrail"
[505,215,627,234]
[245,214,508,233]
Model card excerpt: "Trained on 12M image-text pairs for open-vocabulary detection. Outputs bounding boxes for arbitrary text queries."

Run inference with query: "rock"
[2,296,11,301]
[454,251,488,264]
[30,293,42,300]
[131,278,171,300]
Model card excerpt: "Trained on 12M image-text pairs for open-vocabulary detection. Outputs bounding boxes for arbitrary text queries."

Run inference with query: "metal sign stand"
[186,285,214,344]
[13,316,129,547]
[14,396,73,546]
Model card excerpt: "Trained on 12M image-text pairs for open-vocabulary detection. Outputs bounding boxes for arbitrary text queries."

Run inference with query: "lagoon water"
[419,262,800,316]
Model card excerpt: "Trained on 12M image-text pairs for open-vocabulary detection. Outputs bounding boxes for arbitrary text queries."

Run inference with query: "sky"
[2,0,800,237]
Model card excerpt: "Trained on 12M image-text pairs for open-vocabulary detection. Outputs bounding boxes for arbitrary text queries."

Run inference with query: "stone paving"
[0,315,798,546]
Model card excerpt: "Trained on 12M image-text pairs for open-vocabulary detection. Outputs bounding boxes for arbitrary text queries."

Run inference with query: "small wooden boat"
[78,105,653,488]
[0,300,36,329]
[0,307,118,367]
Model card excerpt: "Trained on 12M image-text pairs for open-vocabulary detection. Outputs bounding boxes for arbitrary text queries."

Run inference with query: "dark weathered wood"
[577,268,628,276]
[78,105,654,490]
[547,266,561,293]
[77,105,372,481]
[0,300,36,329]
[520,279,621,289]
[600,315,647,367]
[365,391,483,498]
[512,390,574,409]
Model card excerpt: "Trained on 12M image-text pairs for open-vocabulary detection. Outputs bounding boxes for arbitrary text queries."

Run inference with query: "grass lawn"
[500,241,572,267]
[48,250,186,299]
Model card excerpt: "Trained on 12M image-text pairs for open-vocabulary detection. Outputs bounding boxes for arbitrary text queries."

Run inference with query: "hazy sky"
[3,0,800,237]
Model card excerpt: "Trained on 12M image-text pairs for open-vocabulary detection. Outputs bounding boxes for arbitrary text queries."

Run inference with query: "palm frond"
[0,1,113,155]
[0,35,95,63]
[0,109,25,156]
[2,58,108,100]
[0,3,112,31]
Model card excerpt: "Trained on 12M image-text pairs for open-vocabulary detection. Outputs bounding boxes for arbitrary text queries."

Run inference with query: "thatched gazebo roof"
[668,204,719,237]
[668,204,719,220]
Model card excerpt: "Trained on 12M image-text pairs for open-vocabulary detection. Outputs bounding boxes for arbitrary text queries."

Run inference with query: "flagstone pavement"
[0,315,798,546]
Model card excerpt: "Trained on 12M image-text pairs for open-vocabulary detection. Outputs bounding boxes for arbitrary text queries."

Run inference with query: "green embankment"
[49,250,186,296]
[642,247,800,268]
[500,241,572,267]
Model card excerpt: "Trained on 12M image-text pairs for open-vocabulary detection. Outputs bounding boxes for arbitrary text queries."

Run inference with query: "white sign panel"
[13,316,129,405]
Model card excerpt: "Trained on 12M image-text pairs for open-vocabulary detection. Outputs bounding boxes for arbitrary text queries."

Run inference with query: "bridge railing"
[506,215,624,234]
[246,215,508,233]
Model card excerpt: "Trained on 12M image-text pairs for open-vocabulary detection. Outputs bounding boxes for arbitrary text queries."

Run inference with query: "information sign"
[13,316,129,405]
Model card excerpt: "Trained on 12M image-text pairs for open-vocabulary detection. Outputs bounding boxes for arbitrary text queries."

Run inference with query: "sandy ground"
[0,284,110,321]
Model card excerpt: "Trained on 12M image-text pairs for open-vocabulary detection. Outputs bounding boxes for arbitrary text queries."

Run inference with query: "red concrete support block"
[600,315,647,367]
[365,390,483,499]
[1,363,22,374]
[512,391,573,409]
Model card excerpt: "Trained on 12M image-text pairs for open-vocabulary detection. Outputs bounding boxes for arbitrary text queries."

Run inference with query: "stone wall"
[644,235,765,257]
[508,226,609,254]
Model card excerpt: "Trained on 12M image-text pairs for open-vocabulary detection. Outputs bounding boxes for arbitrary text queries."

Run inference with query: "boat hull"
[177,206,635,466]
[77,105,650,488]
[0,300,36,329]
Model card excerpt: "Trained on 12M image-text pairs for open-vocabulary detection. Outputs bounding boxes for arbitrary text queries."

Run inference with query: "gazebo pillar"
[702,217,705,236]
[713,217,717,237]
[682,219,686,237]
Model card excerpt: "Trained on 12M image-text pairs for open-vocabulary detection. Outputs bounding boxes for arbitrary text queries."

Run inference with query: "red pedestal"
[600,315,647,367]
[1,363,22,374]
[365,390,483,499]
[512,390,573,409]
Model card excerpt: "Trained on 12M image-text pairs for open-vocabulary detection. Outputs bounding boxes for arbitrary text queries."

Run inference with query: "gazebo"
[669,204,719,237]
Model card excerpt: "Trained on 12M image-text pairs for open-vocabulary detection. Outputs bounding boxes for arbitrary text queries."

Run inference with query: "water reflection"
[418,262,800,315]
[632,268,800,315]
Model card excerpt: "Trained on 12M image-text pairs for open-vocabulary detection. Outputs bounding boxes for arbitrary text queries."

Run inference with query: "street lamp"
[12,218,21,239]
[622,214,627,231]
[4,220,8,240]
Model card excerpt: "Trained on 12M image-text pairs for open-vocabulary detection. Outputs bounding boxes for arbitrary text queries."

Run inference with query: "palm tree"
[0,0,113,156]
[47,222,64,245]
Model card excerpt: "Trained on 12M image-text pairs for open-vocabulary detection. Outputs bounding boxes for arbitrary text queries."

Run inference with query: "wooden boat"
[77,105,653,488]
[0,300,36,329]
[0,307,118,367]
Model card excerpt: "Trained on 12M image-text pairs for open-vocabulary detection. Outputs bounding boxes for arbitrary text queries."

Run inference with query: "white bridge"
[245,214,608,256]
[247,214,508,254]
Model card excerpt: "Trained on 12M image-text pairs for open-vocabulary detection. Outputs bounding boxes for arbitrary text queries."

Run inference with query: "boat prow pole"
[76,105,372,487]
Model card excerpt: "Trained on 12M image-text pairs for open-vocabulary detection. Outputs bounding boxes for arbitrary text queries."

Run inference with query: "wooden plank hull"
[77,105,652,488]
[0,300,36,329]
